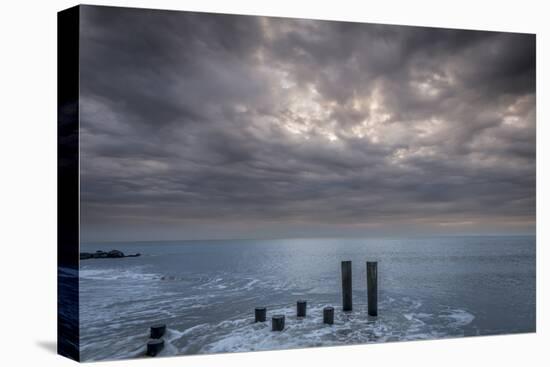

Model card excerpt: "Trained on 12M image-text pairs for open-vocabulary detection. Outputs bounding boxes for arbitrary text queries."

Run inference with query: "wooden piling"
[272,315,285,331]
[367,261,378,316]
[146,339,164,357]
[323,306,334,325]
[297,300,307,317]
[255,307,267,322]
[341,260,352,311]
[150,324,166,339]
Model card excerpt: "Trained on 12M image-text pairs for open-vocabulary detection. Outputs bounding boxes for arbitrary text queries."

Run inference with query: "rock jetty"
[80,250,141,260]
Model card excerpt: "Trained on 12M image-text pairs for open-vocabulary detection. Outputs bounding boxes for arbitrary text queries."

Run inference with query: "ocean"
[73,236,535,361]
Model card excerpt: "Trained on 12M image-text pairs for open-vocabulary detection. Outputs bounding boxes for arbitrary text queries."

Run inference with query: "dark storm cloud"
[79,6,535,241]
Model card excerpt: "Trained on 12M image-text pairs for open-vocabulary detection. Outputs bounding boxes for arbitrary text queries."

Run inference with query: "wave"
[77,266,477,360]
[79,267,160,281]
[79,293,476,361]
[171,299,476,354]
[439,309,475,327]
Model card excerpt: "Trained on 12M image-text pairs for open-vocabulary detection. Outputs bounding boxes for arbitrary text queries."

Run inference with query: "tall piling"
[367,261,378,316]
[341,260,352,311]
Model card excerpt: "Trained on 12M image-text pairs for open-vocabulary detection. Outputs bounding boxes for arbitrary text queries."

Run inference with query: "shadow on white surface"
[35,340,57,354]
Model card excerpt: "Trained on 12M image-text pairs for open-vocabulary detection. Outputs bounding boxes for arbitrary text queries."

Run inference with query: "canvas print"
[58,5,536,362]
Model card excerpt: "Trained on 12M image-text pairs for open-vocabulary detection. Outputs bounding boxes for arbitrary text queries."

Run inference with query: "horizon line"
[80,232,536,245]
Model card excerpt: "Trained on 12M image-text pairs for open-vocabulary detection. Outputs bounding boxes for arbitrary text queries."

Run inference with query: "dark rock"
[108,250,125,258]
[80,250,141,260]
[79,252,92,260]
[92,251,108,258]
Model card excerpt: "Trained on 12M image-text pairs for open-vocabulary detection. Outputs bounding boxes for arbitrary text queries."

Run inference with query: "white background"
[0,0,548,365]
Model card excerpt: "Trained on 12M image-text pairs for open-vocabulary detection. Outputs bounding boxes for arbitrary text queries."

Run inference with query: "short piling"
[323,306,334,325]
[255,307,267,322]
[146,339,164,357]
[272,315,285,331]
[150,324,166,339]
[297,300,307,317]
[341,260,352,311]
[367,261,378,316]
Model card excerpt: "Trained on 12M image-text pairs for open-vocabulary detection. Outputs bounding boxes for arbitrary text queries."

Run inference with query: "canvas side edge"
[57,5,81,362]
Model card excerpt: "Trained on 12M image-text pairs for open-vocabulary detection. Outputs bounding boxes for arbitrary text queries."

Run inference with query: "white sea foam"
[198,304,380,353]
[80,328,149,361]
[439,309,475,327]
[193,275,267,293]
[79,293,478,360]
[79,267,160,281]
[243,279,259,290]
[164,299,477,354]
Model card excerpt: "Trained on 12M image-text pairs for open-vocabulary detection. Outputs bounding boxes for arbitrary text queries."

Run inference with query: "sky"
[79,6,536,242]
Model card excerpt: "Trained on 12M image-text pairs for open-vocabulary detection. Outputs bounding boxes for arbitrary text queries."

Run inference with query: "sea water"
[73,236,535,361]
